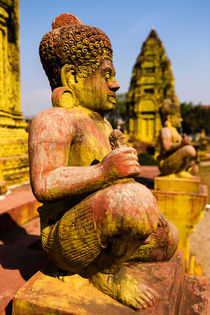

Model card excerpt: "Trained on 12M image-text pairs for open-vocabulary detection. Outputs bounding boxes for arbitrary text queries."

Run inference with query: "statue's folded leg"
[40,197,103,274]
[39,181,178,310]
[41,181,160,273]
[159,144,196,176]
[88,213,178,311]
[129,220,179,262]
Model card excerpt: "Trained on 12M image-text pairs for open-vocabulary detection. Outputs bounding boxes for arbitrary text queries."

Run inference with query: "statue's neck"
[76,105,105,120]
[164,121,177,130]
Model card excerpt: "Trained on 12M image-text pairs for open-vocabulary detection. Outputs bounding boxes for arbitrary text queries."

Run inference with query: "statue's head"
[159,99,182,128]
[39,13,120,113]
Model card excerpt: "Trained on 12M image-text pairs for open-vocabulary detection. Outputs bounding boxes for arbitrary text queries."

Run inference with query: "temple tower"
[127,29,179,143]
[0,0,29,190]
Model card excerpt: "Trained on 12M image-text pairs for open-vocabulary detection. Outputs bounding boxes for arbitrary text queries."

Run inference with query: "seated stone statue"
[29,14,178,311]
[158,99,197,178]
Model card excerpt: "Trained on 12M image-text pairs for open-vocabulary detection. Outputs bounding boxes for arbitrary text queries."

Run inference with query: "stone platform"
[0,183,40,234]
[0,217,49,315]
[12,251,208,315]
[0,184,45,314]
[13,252,184,315]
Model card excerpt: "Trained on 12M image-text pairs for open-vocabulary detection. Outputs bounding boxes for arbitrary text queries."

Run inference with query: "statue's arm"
[160,128,182,153]
[29,110,140,203]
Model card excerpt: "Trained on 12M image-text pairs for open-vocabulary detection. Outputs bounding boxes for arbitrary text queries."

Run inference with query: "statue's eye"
[105,72,111,80]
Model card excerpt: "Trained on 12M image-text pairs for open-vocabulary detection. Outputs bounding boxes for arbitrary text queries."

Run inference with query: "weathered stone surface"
[153,178,207,272]
[154,176,201,193]
[0,217,49,313]
[12,252,183,315]
[157,100,197,178]
[127,29,178,143]
[28,13,179,311]
[0,184,40,234]
[0,180,7,195]
[0,0,29,187]
[179,274,208,315]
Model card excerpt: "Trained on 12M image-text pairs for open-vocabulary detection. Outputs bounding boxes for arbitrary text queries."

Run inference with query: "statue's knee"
[165,221,179,260]
[183,145,196,159]
[93,182,159,238]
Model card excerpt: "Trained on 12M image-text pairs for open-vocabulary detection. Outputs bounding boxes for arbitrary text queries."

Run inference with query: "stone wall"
[0,0,29,189]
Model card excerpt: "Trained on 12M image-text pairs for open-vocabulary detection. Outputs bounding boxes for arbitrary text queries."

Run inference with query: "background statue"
[158,99,197,178]
[29,14,178,311]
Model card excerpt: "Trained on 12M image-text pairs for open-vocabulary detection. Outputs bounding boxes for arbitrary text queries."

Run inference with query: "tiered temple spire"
[127,29,179,142]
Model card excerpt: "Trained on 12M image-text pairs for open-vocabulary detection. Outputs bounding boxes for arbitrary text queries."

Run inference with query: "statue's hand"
[158,212,168,227]
[181,133,190,146]
[100,147,141,181]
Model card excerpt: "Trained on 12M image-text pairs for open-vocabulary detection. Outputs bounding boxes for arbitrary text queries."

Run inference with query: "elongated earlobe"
[51,87,74,109]
[164,115,171,127]
[164,120,170,127]
[54,64,79,109]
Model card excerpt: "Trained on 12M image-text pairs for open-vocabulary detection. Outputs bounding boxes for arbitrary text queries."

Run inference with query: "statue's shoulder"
[160,126,171,133]
[33,107,71,121]
[159,127,173,140]
[31,107,73,128]
[29,108,76,143]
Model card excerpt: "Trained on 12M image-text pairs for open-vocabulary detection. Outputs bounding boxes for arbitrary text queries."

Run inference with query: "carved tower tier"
[0,0,29,189]
[127,29,179,143]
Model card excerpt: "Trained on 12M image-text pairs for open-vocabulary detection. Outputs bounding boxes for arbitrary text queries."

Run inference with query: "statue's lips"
[107,94,116,104]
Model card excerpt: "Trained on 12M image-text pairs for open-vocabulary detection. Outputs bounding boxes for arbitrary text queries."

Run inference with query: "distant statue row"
[158,99,197,178]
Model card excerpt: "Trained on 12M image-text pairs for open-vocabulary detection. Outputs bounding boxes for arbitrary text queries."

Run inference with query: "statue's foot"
[165,173,176,178]
[187,161,199,176]
[176,171,195,179]
[90,267,160,310]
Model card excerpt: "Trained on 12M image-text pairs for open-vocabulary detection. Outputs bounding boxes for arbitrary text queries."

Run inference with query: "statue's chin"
[82,101,115,115]
[103,107,115,114]
[94,106,115,116]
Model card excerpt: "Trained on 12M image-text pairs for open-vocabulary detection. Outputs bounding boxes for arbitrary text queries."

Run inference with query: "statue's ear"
[55,64,79,109]
[165,114,171,127]
[51,86,74,109]
[61,64,78,88]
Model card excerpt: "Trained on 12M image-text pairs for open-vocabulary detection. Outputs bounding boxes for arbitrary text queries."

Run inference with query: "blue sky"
[19,0,210,117]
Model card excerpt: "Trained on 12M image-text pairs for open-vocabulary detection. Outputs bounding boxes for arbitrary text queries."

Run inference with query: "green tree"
[180,102,210,136]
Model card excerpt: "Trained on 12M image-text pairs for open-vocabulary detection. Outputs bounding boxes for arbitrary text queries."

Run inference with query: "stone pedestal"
[179,274,208,315]
[0,184,41,234]
[13,253,184,315]
[0,160,7,195]
[152,176,207,272]
[0,180,7,195]
[12,251,208,314]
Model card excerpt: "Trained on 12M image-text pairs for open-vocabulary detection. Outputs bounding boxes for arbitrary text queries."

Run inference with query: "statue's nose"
[109,79,120,92]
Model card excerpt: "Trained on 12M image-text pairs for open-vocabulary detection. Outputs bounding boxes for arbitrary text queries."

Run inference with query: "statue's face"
[169,110,182,128]
[74,59,120,114]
